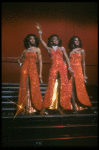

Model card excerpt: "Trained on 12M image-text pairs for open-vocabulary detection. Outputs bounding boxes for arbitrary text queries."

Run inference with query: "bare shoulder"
[36,47,40,51]
[24,49,27,52]
[22,49,27,55]
[81,49,85,52]
[48,47,53,52]
[60,46,65,51]
[34,47,39,51]
[80,49,85,54]
[36,47,41,54]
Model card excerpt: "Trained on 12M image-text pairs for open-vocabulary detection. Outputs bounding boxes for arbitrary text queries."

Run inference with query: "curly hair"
[47,34,62,47]
[24,34,39,48]
[68,36,82,50]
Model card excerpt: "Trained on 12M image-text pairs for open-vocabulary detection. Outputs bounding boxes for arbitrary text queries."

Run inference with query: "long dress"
[43,48,72,110]
[69,52,92,110]
[17,52,43,113]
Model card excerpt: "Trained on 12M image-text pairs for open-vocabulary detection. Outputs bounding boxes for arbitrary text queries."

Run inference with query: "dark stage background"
[2,2,98,85]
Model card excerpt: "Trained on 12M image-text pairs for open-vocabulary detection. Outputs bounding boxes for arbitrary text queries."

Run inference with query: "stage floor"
[1,83,98,147]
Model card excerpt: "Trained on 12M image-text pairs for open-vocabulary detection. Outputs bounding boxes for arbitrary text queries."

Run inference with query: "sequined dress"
[69,52,92,108]
[17,52,42,113]
[43,49,71,110]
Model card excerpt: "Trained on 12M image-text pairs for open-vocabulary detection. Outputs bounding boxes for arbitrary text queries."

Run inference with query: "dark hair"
[68,36,82,50]
[24,34,39,48]
[47,34,62,47]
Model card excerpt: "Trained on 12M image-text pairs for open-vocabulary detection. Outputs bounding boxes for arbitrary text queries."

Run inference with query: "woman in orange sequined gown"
[36,24,73,115]
[68,36,92,112]
[17,34,43,115]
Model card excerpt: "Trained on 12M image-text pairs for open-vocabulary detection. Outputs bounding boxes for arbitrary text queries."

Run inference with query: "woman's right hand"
[39,74,43,83]
[35,23,41,30]
[68,67,74,74]
[84,75,88,83]
[19,63,23,67]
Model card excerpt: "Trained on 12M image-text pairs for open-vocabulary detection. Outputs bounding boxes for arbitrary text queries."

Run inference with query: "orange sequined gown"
[69,52,92,108]
[17,52,42,113]
[43,49,71,110]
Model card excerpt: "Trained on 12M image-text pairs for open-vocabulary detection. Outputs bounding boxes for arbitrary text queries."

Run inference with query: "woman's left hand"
[70,69,74,74]
[68,67,74,74]
[84,75,88,83]
[39,74,43,83]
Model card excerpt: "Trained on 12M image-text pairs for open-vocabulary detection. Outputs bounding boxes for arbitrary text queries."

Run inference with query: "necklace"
[70,48,81,55]
[73,48,81,52]
[26,47,37,53]
[27,48,31,50]
[28,46,36,50]
[52,46,58,51]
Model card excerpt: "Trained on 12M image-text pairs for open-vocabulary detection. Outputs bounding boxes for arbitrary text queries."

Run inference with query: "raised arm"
[37,48,43,83]
[62,47,74,73]
[35,23,50,52]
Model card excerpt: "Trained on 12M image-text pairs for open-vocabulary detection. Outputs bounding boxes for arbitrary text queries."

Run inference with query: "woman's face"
[74,38,80,46]
[52,36,59,46]
[29,36,35,46]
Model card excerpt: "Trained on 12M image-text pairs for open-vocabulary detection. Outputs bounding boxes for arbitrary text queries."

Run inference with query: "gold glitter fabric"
[17,52,43,113]
[43,49,71,110]
[69,53,92,106]
[49,78,59,110]
[25,76,37,113]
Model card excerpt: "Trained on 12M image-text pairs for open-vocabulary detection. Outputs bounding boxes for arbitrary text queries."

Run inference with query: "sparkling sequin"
[43,49,71,110]
[69,53,92,107]
[49,79,59,110]
[17,52,43,113]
